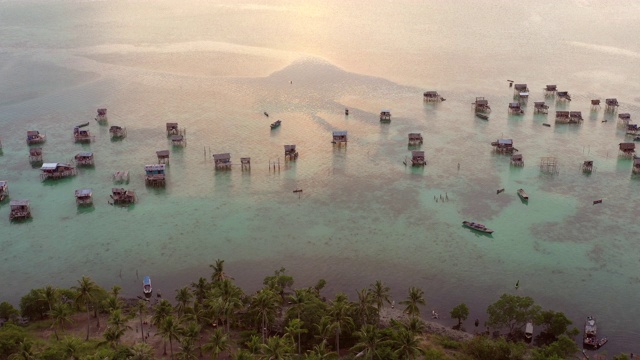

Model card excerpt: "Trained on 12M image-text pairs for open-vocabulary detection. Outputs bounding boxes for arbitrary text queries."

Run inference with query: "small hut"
[618,113,631,123]
[633,157,640,174]
[605,98,619,111]
[557,91,571,101]
[408,133,423,145]
[540,157,558,174]
[166,122,179,135]
[582,160,594,173]
[40,163,77,180]
[109,125,127,138]
[73,126,93,143]
[332,131,348,145]
[555,111,571,123]
[545,85,557,96]
[514,84,529,93]
[241,157,251,170]
[473,97,491,113]
[491,139,516,153]
[213,153,232,169]
[411,151,426,166]
[627,124,638,135]
[157,150,170,164]
[0,181,8,202]
[423,91,445,102]
[171,135,186,146]
[619,143,636,156]
[113,171,130,184]
[510,154,524,166]
[569,111,583,124]
[74,152,94,166]
[380,110,391,122]
[75,189,93,205]
[534,102,549,114]
[95,108,108,123]
[110,188,136,205]
[9,199,31,220]
[144,164,166,186]
[508,102,524,115]
[29,148,43,162]
[284,145,298,160]
[591,99,601,110]
[26,130,46,145]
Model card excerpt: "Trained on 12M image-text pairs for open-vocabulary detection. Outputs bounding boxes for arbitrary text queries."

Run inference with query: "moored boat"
[270,120,282,129]
[583,316,597,349]
[462,221,494,233]
[525,321,533,342]
[517,188,529,201]
[143,276,152,297]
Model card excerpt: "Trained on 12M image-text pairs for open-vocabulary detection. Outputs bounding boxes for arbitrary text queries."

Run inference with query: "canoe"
[517,189,529,201]
[462,221,494,234]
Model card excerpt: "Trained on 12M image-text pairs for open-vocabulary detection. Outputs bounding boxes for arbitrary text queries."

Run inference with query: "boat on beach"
[525,321,533,342]
[143,276,152,297]
[462,221,494,233]
[517,188,529,201]
[270,120,281,129]
[475,113,489,120]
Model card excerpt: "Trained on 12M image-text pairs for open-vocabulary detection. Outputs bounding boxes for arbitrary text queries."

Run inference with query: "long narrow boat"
[583,316,597,349]
[143,276,152,297]
[517,188,529,201]
[462,221,494,234]
[270,120,282,129]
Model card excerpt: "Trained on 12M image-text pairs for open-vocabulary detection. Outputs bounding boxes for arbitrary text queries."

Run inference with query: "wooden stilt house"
[591,99,601,110]
[110,188,136,205]
[605,98,619,111]
[27,130,46,145]
[633,157,640,174]
[40,163,77,180]
[332,131,348,145]
[534,102,549,114]
[73,126,94,143]
[74,152,94,166]
[156,150,170,164]
[545,85,557,96]
[113,171,130,184]
[491,139,517,153]
[510,154,524,166]
[144,164,166,186]
[555,111,571,123]
[557,91,571,101]
[618,113,631,123]
[508,102,524,115]
[380,110,391,122]
[619,143,635,157]
[166,122,179,136]
[9,199,31,220]
[75,189,93,205]
[241,157,251,170]
[408,133,423,146]
[473,97,491,113]
[109,125,127,138]
[626,124,638,135]
[0,181,8,202]
[569,111,583,124]
[582,160,593,173]
[284,145,298,160]
[29,148,43,163]
[171,135,186,146]
[95,108,108,123]
[514,84,529,94]
[213,153,232,169]
[411,151,426,166]
[423,91,445,102]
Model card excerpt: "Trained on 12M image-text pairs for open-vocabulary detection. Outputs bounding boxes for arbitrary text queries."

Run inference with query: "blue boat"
[143,276,152,297]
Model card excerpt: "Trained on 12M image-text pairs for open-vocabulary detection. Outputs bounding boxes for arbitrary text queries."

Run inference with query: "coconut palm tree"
[245,334,262,355]
[7,338,38,360]
[181,322,202,358]
[128,342,154,360]
[110,285,122,298]
[40,285,59,315]
[307,340,337,360]
[100,326,125,349]
[61,336,81,360]
[400,287,425,319]
[354,288,377,326]
[152,299,174,355]
[49,303,73,340]
[352,324,385,360]
[209,259,232,283]
[286,289,311,355]
[313,317,334,345]
[190,277,210,305]
[176,340,199,360]
[326,293,354,355]
[390,328,423,360]
[260,336,292,360]
[211,278,244,332]
[233,350,256,360]
[73,276,98,340]
[391,317,425,335]
[158,315,183,360]
[135,300,148,343]
[107,309,131,344]
[284,318,307,356]
[250,289,280,342]
[369,280,391,324]
[203,328,229,359]
[175,286,193,318]
[102,295,122,313]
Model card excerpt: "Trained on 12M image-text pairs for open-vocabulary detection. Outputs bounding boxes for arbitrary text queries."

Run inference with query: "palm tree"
[260,336,292,360]
[176,340,199,360]
[50,303,74,340]
[128,342,154,360]
[135,300,148,343]
[369,280,391,324]
[326,293,354,355]
[313,317,333,345]
[209,259,232,283]
[233,349,256,360]
[306,340,337,360]
[245,334,262,355]
[203,328,229,359]
[211,278,244,332]
[250,289,280,342]
[391,318,425,335]
[152,299,173,354]
[400,287,425,319]
[354,288,377,326]
[158,315,183,360]
[191,277,210,305]
[175,286,193,318]
[40,285,59,315]
[286,289,311,355]
[284,318,307,356]
[100,326,125,349]
[181,322,202,358]
[352,324,384,360]
[107,309,131,344]
[7,338,37,360]
[110,285,122,298]
[390,328,423,360]
[102,295,122,313]
[73,276,98,340]
[61,336,81,360]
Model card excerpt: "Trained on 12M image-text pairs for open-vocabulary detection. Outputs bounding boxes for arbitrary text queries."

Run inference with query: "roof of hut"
[213,153,231,160]
[511,154,523,160]
[619,113,631,119]
[509,102,521,108]
[424,91,439,96]
[591,99,600,105]
[545,85,557,90]
[332,131,348,137]
[29,148,42,155]
[284,145,297,151]
[156,150,170,156]
[497,139,513,145]
[10,199,29,206]
[514,84,528,91]
[412,151,425,157]
[619,143,635,150]
[144,164,166,171]
[171,135,183,141]
[76,152,93,157]
[27,130,40,136]
[75,189,93,197]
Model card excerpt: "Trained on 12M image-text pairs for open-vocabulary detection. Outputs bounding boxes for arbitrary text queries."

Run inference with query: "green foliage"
[399,287,426,318]
[535,310,574,338]
[450,303,469,325]
[486,294,541,334]
[530,335,579,360]
[19,289,48,320]
[463,335,526,360]
[263,267,294,297]
[0,324,31,358]
[423,348,449,360]
[612,355,631,360]
[0,302,19,320]
[434,336,461,350]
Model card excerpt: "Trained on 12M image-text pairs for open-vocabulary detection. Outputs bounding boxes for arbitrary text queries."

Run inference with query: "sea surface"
[1,0,640,354]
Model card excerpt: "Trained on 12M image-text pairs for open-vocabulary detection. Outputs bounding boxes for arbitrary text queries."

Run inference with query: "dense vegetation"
[0,260,630,359]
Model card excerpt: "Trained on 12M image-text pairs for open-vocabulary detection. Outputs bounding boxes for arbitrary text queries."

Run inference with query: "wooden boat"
[517,189,529,201]
[462,221,494,234]
[270,120,282,129]
[475,113,489,120]
[76,122,90,128]
[583,316,598,349]
[525,322,533,342]
[543,123,551,127]
[143,276,152,297]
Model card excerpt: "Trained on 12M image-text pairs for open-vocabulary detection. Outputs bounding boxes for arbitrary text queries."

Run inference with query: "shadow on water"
[10,217,34,225]
[76,205,95,215]
[519,197,529,206]
[615,156,633,173]
[30,161,43,169]
[110,136,125,143]
[42,177,74,187]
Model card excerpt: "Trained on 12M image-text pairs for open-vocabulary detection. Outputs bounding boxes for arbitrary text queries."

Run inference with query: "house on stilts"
[171,135,186,146]
[40,163,77,180]
[144,164,166,186]
[591,99,601,111]
[555,111,570,123]
[618,113,631,124]
[110,188,136,205]
[473,97,491,113]
[166,122,184,136]
[73,126,94,143]
[9,199,31,220]
[569,111,583,124]
[411,151,426,166]
[0,181,8,202]
[423,91,445,102]
[619,143,636,157]
[241,157,251,170]
[332,131,348,146]
[534,102,549,114]
[284,145,299,160]
[75,189,93,205]
[156,150,170,164]
[408,133,423,146]
[633,157,640,175]
[27,130,46,145]
[74,152,94,166]
[582,160,594,173]
[491,139,517,153]
[544,85,557,96]
[109,125,127,138]
[95,108,108,123]
[508,102,524,115]
[510,154,524,166]
[380,110,391,122]
[557,91,571,102]
[213,153,232,169]
[605,98,619,112]
[29,148,43,163]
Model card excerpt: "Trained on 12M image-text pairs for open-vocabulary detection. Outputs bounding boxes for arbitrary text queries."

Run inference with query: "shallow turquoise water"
[1,0,640,354]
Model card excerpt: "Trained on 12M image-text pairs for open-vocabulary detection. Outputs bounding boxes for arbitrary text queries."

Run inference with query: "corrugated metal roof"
[75,189,93,196]
[144,164,166,171]
[498,139,513,145]
[77,152,93,157]
[41,163,59,170]
[10,199,29,206]
[333,131,348,136]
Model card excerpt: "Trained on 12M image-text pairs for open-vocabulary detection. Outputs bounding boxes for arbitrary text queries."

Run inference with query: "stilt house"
[473,97,491,112]
[411,151,426,166]
[557,91,572,101]
[423,91,445,102]
[109,125,126,138]
[171,135,186,146]
[156,150,170,164]
[95,108,108,123]
[144,164,166,186]
[9,199,31,220]
[618,113,631,123]
[0,181,8,202]
[408,133,423,145]
[619,143,636,156]
[284,145,298,160]
[75,189,93,205]
[491,139,516,153]
[534,102,549,114]
[73,126,93,142]
[582,160,594,173]
[40,163,77,180]
[555,111,570,123]
[591,99,600,110]
[241,157,251,170]
[569,111,583,123]
[166,122,179,135]
[29,148,43,162]
[27,130,46,145]
[74,152,94,166]
[110,188,136,205]
[508,102,524,115]
[514,84,529,93]
[213,153,232,169]
[332,131,348,145]
[605,98,619,111]
[380,110,391,122]
[545,85,557,96]
[627,124,638,135]
[510,154,524,166]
